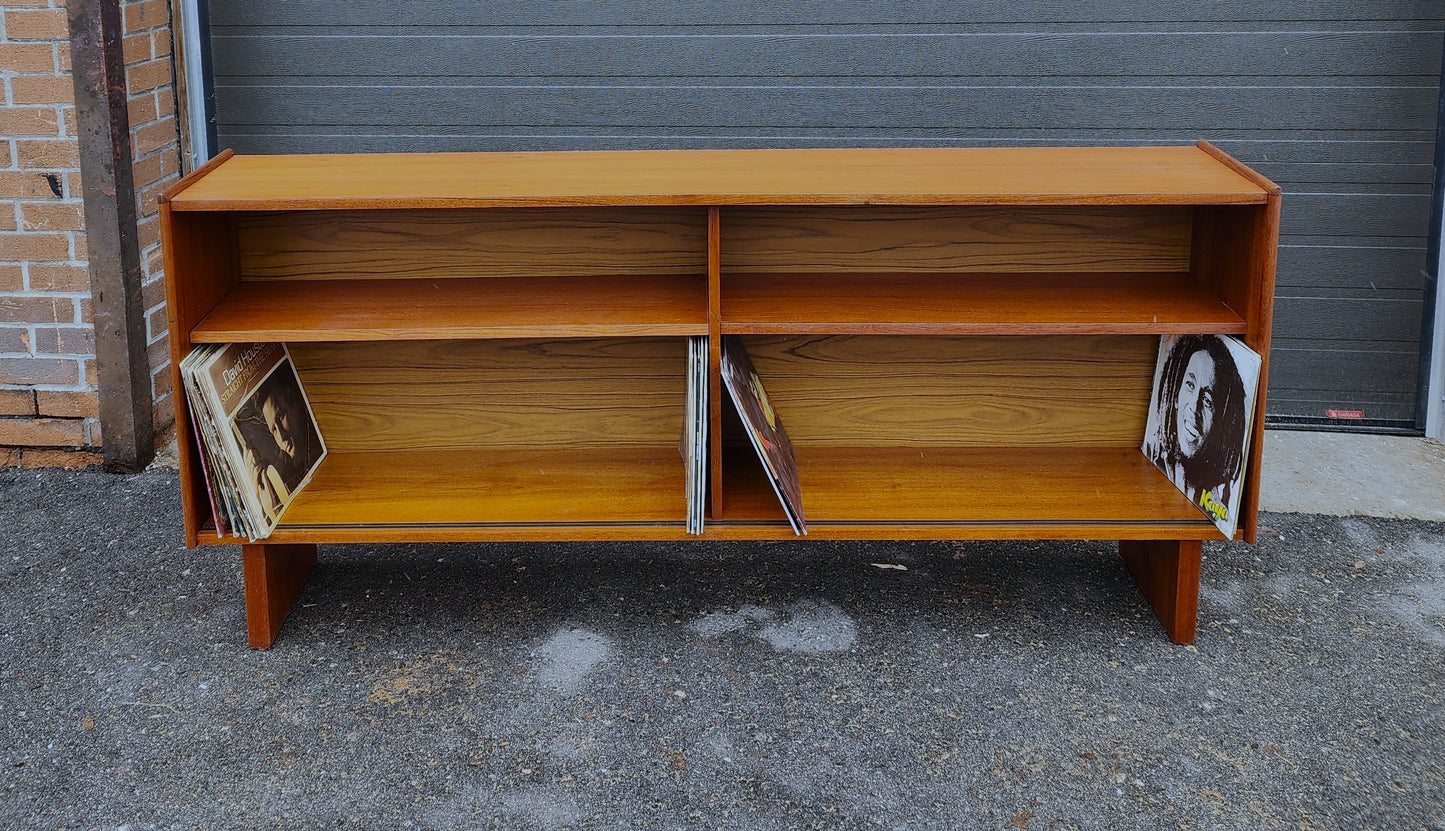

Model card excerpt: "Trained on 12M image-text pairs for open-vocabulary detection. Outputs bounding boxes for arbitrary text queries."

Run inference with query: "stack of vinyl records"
[683,336,709,534]
[180,342,327,541]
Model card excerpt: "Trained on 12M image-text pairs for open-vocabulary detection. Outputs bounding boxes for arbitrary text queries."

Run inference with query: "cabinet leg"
[1118,539,1202,644]
[242,543,316,649]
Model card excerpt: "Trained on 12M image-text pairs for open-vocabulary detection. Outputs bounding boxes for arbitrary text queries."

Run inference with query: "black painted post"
[67,0,155,471]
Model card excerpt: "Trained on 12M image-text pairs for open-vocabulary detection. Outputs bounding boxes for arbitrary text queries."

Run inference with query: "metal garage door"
[205,1,1445,429]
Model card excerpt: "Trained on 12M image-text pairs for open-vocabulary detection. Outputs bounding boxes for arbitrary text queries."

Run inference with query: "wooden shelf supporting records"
[162,143,1279,647]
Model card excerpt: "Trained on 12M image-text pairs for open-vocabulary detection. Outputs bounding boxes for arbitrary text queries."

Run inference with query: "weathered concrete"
[1261,431,1445,521]
[1,468,1441,829]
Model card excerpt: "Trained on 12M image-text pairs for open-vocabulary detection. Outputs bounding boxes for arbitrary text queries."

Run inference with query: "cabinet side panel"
[290,338,687,451]
[722,206,1192,273]
[739,335,1157,447]
[1192,201,1278,543]
[236,207,709,279]
[162,209,240,545]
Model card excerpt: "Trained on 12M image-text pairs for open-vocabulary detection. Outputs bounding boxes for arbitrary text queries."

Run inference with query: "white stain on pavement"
[690,599,857,653]
[534,628,613,693]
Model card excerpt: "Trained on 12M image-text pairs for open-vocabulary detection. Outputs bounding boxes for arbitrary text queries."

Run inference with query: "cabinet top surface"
[164,145,1273,210]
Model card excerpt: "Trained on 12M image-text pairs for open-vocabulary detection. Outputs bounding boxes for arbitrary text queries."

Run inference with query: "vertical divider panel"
[708,207,724,519]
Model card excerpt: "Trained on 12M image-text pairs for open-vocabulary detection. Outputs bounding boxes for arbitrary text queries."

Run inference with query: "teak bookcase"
[160,144,1279,649]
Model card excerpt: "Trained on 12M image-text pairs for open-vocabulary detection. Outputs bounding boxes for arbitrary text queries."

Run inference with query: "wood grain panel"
[719,445,1220,531]
[1191,146,1280,543]
[161,207,239,547]
[170,148,1269,210]
[278,447,686,527]
[192,274,707,341]
[236,207,708,279]
[721,272,1244,334]
[720,206,1191,273]
[289,338,687,450]
[738,335,1158,446]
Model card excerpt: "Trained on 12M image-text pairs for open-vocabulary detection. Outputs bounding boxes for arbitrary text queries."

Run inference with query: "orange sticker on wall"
[1326,409,1364,419]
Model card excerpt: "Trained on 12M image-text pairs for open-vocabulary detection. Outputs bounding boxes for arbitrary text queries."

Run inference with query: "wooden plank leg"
[1119,539,1202,644]
[242,543,317,649]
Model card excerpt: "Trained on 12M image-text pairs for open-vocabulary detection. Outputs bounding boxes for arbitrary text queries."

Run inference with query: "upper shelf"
[721,272,1247,335]
[190,274,707,342]
[163,144,1274,211]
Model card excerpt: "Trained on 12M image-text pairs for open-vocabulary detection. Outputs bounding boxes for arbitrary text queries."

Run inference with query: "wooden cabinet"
[161,144,1279,647]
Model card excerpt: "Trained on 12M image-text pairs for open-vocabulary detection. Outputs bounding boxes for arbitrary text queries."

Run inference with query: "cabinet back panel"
[740,335,1156,446]
[237,208,709,279]
[290,338,686,450]
[721,206,1191,273]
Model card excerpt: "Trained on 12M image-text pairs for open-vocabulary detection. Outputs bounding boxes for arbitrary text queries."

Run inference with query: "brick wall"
[0,0,179,468]
[123,0,180,440]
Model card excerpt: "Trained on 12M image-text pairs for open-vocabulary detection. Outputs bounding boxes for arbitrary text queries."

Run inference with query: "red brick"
[10,75,74,106]
[4,8,68,39]
[0,171,64,200]
[0,213,13,233]
[122,32,152,64]
[146,305,167,340]
[140,271,165,308]
[62,107,76,138]
[20,448,102,468]
[0,389,35,417]
[0,327,29,353]
[0,356,78,385]
[0,447,17,467]
[82,357,95,385]
[122,0,166,33]
[17,139,79,170]
[28,263,89,292]
[72,230,86,260]
[19,201,83,232]
[0,142,11,167]
[83,417,100,446]
[136,215,159,249]
[133,117,176,158]
[78,296,92,324]
[0,416,83,446]
[0,107,60,137]
[32,325,94,355]
[151,389,173,431]
[126,57,171,94]
[153,29,171,58]
[0,231,69,261]
[37,389,98,418]
[0,42,56,72]
[150,362,172,396]
[137,179,170,215]
[144,246,165,281]
[127,92,158,127]
[155,87,175,117]
[0,295,72,325]
[131,152,163,187]
[0,266,22,292]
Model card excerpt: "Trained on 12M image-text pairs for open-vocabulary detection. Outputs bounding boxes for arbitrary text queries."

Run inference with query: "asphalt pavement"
[1,466,1441,830]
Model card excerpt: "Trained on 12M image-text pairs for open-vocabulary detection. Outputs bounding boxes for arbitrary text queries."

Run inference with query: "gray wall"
[208,1,1445,427]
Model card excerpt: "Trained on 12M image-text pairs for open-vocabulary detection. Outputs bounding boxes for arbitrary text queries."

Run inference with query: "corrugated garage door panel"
[207,1,1445,427]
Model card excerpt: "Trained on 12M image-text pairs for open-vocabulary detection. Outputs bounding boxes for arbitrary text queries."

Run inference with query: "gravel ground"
[1,467,1442,830]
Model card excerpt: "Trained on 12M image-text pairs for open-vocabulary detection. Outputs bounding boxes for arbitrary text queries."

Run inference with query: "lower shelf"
[198,446,689,545]
[715,445,1225,541]
[197,444,1223,544]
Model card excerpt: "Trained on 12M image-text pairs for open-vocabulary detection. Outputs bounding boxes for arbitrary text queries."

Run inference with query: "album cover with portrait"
[182,342,327,541]
[1142,334,1262,537]
[720,336,805,535]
